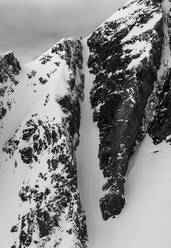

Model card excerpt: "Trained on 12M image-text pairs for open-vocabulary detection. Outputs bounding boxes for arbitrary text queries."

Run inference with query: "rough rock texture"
[148,3,171,145]
[0,52,21,132]
[87,0,164,220]
[149,68,171,144]
[1,0,171,246]
[0,38,87,248]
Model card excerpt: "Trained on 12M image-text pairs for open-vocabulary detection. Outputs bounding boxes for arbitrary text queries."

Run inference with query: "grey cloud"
[0,0,127,61]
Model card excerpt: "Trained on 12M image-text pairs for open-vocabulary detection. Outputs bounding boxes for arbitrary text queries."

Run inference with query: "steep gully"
[0,0,171,247]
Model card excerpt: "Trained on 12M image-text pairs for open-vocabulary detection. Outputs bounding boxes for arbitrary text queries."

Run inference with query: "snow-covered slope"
[78,129,171,248]
[0,38,87,248]
[1,0,171,247]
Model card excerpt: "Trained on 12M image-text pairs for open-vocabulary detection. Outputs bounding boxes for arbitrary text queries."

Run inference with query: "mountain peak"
[0,0,171,247]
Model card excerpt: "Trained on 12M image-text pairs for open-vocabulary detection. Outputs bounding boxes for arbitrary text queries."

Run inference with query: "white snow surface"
[0,0,171,247]
[0,38,86,248]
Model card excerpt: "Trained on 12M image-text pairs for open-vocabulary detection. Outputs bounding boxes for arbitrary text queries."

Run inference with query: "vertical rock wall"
[87,0,163,220]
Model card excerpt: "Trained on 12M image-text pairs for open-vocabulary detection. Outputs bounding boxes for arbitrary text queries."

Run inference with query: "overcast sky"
[0,0,127,61]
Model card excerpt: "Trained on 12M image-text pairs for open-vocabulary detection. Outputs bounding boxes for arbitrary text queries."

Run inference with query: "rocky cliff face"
[1,0,171,247]
[149,69,171,144]
[0,39,87,248]
[0,52,21,133]
[87,0,164,220]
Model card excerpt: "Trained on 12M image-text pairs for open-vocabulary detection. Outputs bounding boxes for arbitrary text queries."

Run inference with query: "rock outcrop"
[1,0,171,247]
[0,39,87,248]
[87,0,164,220]
[0,52,21,132]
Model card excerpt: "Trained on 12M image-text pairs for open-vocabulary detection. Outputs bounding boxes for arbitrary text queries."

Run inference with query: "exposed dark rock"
[1,0,171,246]
[55,39,84,149]
[0,52,21,85]
[11,225,18,233]
[2,38,87,248]
[27,70,36,79]
[87,0,163,220]
[149,69,171,144]
[0,104,7,119]
[0,52,21,132]
[39,77,48,84]
[39,54,53,64]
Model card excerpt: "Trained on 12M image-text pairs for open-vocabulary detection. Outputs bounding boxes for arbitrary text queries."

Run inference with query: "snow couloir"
[0,0,171,247]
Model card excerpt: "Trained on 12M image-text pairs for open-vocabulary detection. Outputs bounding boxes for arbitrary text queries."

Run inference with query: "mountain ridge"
[0,0,171,247]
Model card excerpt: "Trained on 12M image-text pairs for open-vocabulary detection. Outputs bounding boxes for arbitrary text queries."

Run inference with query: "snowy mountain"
[0,0,171,247]
[87,0,164,220]
[0,39,87,247]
